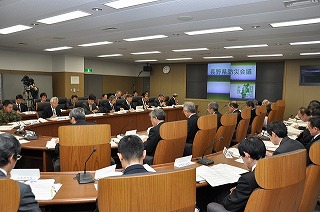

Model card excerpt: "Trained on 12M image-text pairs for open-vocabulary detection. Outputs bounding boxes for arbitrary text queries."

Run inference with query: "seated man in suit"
[41,97,62,119]
[95,135,148,212]
[296,107,313,147]
[153,94,166,107]
[100,95,117,113]
[101,93,108,100]
[266,121,305,156]
[66,95,78,109]
[207,102,222,128]
[0,100,22,125]
[137,93,149,109]
[39,92,47,103]
[133,90,139,97]
[207,136,266,212]
[115,90,122,99]
[306,116,320,164]
[120,94,135,111]
[0,133,41,212]
[53,107,95,171]
[82,94,99,114]
[143,109,166,164]
[246,100,256,126]
[168,93,179,106]
[228,101,242,126]
[14,94,28,112]
[183,101,199,156]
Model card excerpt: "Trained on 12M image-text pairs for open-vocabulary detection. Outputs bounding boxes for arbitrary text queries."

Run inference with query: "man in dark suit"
[120,94,135,111]
[100,95,117,113]
[183,101,199,156]
[40,97,62,119]
[143,109,166,164]
[14,94,28,112]
[168,93,179,106]
[228,101,242,126]
[207,136,266,212]
[266,121,305,156]
[246,100,256,126]
[207,102,222,128]
[0,133,41,212]
[306,116,320,164]
[53,107,95,171]
[296,107,313,147]
[82,94,99,114]
[65,95,78,109]
[153,94,166,107]
[137,93,149,109]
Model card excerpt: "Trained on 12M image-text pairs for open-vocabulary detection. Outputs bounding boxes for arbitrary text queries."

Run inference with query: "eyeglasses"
[16,155,22,161]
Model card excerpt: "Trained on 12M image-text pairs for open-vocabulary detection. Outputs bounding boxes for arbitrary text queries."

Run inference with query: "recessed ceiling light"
[166,58,193,61]
[0,25,32,34]
[300,52,320,56]
[104,0,158,9]
[172,48,209,52]
[124,35,167,42]
[270,17,320,28]
[78,41,113,47]
[251,25,260,29]
[37,11,91,25]
[224,44,268,49]
[203,56,234,59]
[185,26,243,36]
[134,59,158,62]
[92,7,102,11]
[131,51,161,55]
[247,54,283,57]
[290,40,320,45]
[44,46,73,51]
[97,54,123,57]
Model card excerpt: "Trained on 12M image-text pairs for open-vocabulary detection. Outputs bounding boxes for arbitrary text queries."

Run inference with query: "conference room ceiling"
[0,0,320,64]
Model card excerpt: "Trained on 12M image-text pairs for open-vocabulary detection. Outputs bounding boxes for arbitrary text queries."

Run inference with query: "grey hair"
[109,95,116,101]
[50,97,59,103]
[183,102,196,113]
[208,102,219,111]
[69,107,86,120]
[149,108,166,120]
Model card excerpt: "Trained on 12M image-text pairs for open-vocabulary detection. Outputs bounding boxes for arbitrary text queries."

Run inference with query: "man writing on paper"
[0,133,41,212]
[266,121,304,156]
[207,136,266,212]
[82,94,99,114]
[0,100,22,125]
[41,97,62,119]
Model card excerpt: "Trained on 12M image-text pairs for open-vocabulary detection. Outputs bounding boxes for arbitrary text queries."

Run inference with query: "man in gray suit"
[0,133,41,212]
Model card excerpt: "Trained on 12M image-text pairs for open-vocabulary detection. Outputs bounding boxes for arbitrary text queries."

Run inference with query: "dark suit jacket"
[82,101,99,114]
[100,101,116,113]
[233,109,242,127]
[222,171,258,212]
[123,164,148,175]
[215,111,222,128]
[273,136,305,155]
[65,99,76,109]
[14,103,28,112]
[40,106,62,119]
[0,171,41,212]
[168,97,177,106]
[121,101,135,110]
[137,99,149,109]
[305,134,320,165]
[249,108,256,126]
[296,128,313,147]
[186,114,199,144]
[144,122,164,156]
[153,99,163,107]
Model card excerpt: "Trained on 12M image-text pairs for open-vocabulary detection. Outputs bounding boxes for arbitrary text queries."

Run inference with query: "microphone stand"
[197,143,216,165]
[76,148,96,184]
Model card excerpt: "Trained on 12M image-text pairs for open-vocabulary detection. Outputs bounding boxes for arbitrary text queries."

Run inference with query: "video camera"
[21,75,34,87]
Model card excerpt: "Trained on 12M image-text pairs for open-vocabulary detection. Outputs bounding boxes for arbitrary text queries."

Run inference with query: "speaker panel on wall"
[143,66,152,72]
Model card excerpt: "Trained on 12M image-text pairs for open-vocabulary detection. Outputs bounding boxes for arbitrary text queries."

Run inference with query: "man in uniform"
[0,100,22,125]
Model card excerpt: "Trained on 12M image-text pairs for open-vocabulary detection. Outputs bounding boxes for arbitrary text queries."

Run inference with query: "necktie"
[18,104,21,111]
[53,109,56,115]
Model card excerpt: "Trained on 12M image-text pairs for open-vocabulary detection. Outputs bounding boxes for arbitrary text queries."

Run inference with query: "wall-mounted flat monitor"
[300,66,320,86]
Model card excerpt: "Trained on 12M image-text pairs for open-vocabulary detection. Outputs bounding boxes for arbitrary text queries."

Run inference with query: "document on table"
[263,141,279,151]
[25,179,62,200]
[0,125,15,131]
[196,164,248,187]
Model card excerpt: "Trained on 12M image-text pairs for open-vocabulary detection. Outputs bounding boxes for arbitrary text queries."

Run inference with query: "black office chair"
[77,96,88,101]
[149,97,156,106]
[36,102,50,118]
[132,96,142,108]
[75,100,87,108]
[116,99,126,111]
[58,97,67,110]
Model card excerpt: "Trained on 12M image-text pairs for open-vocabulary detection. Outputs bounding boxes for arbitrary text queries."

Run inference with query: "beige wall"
[102,75,144,95]
[150,59,320,117]
[52,72,84,98]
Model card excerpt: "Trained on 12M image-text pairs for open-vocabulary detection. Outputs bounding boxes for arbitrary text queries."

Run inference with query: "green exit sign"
[84,68,93,73]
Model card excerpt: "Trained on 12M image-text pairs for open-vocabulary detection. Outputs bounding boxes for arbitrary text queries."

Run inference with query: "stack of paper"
[11,169,40,181]
[263,141,279,151]
[25,179,62,200]
[196,164,248,187]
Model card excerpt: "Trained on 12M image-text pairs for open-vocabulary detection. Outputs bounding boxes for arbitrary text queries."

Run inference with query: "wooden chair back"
[267,103,278,125]
[213,113,237,152]
[0,179,20,211]
[233,108,251,143]
[275,100,285,121]
[35,102,50,118]
[58,124,111,171]
[98,168,196,212]
[298,141,320,212]
[249,105,267,135]
[245,149,306,212]
[192,114,217,158]
[153,120,187,165]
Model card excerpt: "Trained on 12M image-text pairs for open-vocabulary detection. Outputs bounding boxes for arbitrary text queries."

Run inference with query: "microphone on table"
[76,147,96,184]
[197,143,215,166]
[23,122,39,140]
[119,119,134,136]
[220,104,228,114]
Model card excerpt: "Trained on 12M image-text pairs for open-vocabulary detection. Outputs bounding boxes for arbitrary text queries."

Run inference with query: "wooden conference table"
[38,151,247,206]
